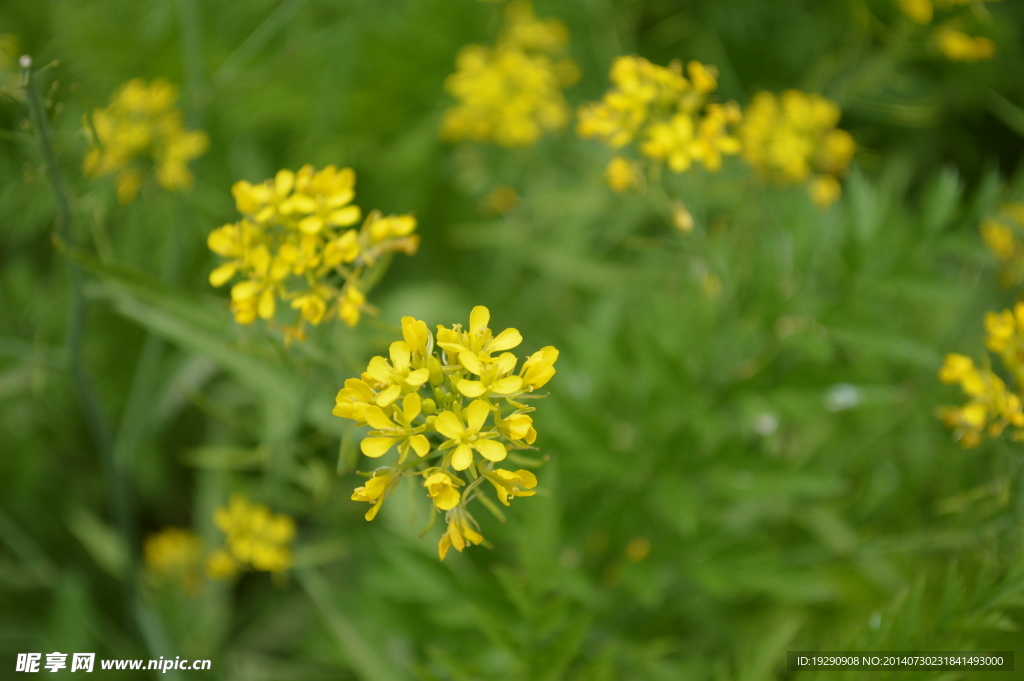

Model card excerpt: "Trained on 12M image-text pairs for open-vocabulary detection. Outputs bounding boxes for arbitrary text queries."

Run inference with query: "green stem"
[21,56,137,629]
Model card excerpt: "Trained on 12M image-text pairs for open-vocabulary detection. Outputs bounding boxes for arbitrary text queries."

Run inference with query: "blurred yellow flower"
[207,165,418,338]
[209,494,295,576]
[739,90,855,207]
[934,26,996,61]
[898,0,934,24]
[83,78,208,203]
[334,306,558,559]
[143,527,203,593]
[980,202,1024,288]
[442,1,578,147]
[578,56,742,185]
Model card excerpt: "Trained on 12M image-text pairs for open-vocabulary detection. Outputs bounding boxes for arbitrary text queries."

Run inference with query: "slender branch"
[21,55,138,629]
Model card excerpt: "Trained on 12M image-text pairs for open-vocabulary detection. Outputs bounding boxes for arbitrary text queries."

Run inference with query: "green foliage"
[2,0,1024,679]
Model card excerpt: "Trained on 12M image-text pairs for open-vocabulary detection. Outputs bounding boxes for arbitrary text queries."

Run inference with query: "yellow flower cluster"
[83,78,208,204]
[981,202,1024,288]
[205,494,296,578]
[441,1,579,147]
[577,56,741,191]
[143,527,203,594]
[334,306,557,560]
[207,165,419,341]
[739,90,855,207]
[896,0,998,62]
[939,305,1024,447]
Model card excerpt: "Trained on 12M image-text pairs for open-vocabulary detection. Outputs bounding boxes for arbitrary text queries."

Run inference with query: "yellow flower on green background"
[334,305,558,559]
[207,164,419,339]
[739,90,855,207]
[209,494,296,576]
[143,527,203,594]
[442,1,578,147]
[83,78,208,203]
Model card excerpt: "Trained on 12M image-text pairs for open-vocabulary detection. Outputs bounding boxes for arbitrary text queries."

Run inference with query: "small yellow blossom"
[334,305,557,559]
[144,528,203,593]
[207,165,418,338]
[935,26,996,61]
[204,549,238,580]
[578,56,742,184]
[625,536,652,562]
[352,467,403,521]
[980,203,1024,288]
[605,156,640,192]
[209,495,295,576]
[482,468,537,506]
[482,186,521,215]
[83,78,208,203]
[438,506,485,561]
[899,0,934,24]
[442,1,578,147]
[739,90,855,206]
[423,469,463,511]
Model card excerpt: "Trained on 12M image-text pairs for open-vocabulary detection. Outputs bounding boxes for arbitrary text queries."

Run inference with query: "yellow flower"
[520,345,559,390]
[435,399,507,470]
[438,506,484,561]
[436,305,523,362]
[335,305,558,558]
[360,393,431,461]
[83,78,208,203]
[605,156,640,192]
[207,165,418,338]
[578,56,741,183]
[352,467,403,521]
[935,27,996,62]
[144,528,203,592]
[483,468,537,505]
[898,0,933,24]
[212,495,296,574]
[739,90,854,205]
[204,549,239,580]
[441,2,577,147]
[365,341,432,407]
[333,378,377,423]
[423,469,463,511]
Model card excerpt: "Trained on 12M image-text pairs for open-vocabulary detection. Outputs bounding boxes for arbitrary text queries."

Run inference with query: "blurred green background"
[3,0,1024,679]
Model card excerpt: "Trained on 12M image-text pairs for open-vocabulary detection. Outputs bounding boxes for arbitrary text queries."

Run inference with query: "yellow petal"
[329,205,361,227]
[405,368,430,386]
[465,399,491,431]
[299,215,325,234]
[376,384,402,408]
[410,434,430,457]
[366,356,392,384]
[459,351,484,376]
[475,439,507,462]
[457,380,487,398]
[402,392,422,422]
[451,444,474,470]
[469,306,490,334]
[363,405,396,430]
[389,341,412,372]
[434,486,461,511]
[491,376,523,395]
[434,411,465,440]
[361,437,397,458]
[490,328,522,351]
[209,263,237,287]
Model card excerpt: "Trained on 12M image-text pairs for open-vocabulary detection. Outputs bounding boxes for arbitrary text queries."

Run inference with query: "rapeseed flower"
[335,306,558,559]
[83,78,208,203]
[739,90,855,207]
[143,527,203,594]
[895,0,1000,62]
[578,56,742,190]
[981,202,1024,288]
[207,494,296,577]
[207,165,419,339]
[939,305,1024,447]
[442,1,578,147]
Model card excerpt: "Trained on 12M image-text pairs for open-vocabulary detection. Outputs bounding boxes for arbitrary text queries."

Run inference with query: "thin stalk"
[21,56,138,630]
